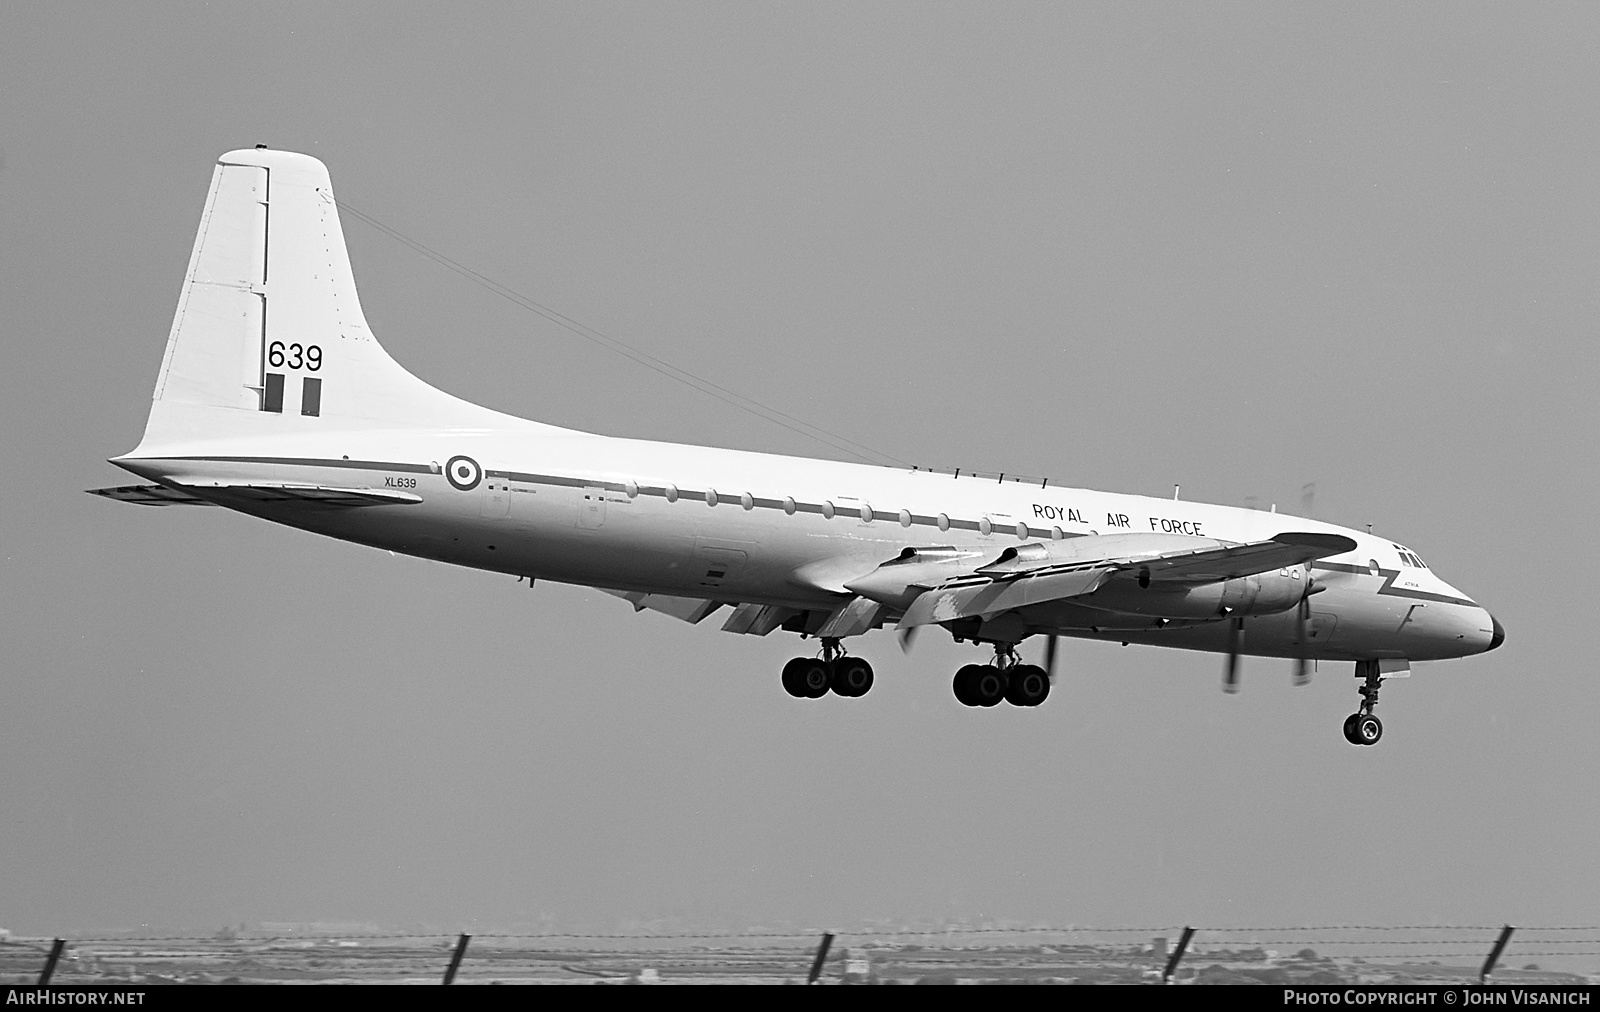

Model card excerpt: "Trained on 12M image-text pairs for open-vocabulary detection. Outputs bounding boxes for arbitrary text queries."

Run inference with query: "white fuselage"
[116,409,1498,665]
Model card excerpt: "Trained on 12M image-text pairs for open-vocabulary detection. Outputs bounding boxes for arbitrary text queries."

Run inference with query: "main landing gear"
[1343,661,1385,746]
[952,645,1049,709]
[781,638,874,699]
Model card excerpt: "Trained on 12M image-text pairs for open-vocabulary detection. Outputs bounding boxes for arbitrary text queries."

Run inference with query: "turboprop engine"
[1080,564,1310,620]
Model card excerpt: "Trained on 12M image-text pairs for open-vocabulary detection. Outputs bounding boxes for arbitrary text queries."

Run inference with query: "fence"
[3,924,1597,985]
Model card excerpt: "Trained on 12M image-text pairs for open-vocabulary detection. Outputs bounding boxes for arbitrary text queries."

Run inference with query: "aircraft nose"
[1487,615,1505,652]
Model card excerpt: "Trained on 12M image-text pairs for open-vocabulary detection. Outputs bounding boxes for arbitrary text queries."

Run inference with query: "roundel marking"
[445,455,483,491]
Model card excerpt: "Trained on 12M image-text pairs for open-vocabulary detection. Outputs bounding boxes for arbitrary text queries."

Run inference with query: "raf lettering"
[1151,516,1204,536]
[1032,504,1085,523]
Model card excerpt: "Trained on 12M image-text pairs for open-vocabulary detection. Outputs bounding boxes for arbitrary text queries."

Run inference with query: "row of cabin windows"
[636,482,1054,541]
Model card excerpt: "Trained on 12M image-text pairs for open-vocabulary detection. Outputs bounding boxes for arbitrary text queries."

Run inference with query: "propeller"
[1292,595,1312,687]
[1222,616,1244,693]
[1291,577,1325,687]
[1043,634,1059,683]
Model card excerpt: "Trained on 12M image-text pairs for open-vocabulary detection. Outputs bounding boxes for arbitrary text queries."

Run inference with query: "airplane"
[89,147,1504,746]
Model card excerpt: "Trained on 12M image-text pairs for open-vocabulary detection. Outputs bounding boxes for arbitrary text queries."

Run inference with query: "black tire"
[1353,713,1383,746]
[952,664,986,706]
[973,665,1008,707]
[1342,712,1363,744]
[798,659,832,698]
[781,657,811,698]
[832,657,874,697]
[1005,665,1050,707]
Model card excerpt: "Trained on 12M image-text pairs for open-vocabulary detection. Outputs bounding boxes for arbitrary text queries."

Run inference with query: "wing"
[1132,532,1357,583]
[892,531,1356,629]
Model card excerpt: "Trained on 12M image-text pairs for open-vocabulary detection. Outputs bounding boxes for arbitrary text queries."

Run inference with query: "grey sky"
[2,3,1596,938]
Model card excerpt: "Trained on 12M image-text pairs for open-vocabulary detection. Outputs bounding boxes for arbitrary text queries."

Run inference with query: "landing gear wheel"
[1342,712,1362,744]
[952,664,987,706]
[781,657,812,698]
[1351,713,1382,746]
[1004,664,1050,707]
[796,659,831,698]
[972,665,1008,707]
[831,657,874,697]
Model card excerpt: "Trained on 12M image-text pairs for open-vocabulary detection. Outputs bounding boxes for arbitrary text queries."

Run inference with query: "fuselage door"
[480,478,512,519]
[578,486,607,530]
[694,538,752,590]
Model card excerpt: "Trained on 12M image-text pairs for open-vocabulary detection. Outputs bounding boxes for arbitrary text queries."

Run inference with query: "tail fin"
[135,147,488,453]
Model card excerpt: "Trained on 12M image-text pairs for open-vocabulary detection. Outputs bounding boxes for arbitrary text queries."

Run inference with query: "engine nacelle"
[1081,565,1309,620]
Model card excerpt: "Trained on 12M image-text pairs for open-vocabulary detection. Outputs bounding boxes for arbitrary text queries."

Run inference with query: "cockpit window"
[1393,548,1428,569]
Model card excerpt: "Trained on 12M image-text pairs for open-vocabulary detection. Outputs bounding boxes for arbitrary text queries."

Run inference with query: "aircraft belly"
[312,484,851,608]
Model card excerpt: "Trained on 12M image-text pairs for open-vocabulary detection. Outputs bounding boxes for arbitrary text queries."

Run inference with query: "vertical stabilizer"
[136,148,491,453]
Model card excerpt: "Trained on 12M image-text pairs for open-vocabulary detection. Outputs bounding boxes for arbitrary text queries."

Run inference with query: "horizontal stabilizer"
[210,484,423,506]
[87,484,215,506]
[205,484,424,507]
[89,483,422,507]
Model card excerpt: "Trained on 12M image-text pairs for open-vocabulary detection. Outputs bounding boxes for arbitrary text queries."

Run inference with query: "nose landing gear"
[1342,661,1385,745]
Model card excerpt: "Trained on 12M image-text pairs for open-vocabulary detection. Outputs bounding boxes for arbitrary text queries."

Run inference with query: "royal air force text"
[1033,504,1204,537]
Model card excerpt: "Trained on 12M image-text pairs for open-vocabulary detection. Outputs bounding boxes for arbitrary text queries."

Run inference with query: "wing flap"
[603,590,726,625]
[721,603,800,636]
[899,565,1113,628]
[817,596,885,638]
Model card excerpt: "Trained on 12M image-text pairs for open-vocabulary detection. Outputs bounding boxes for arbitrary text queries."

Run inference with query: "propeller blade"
[1292,596,1312,687]
[897,625,919,655]
[1222,617,1243,693]
[1043,634,1059,683]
